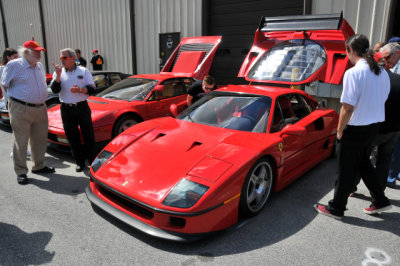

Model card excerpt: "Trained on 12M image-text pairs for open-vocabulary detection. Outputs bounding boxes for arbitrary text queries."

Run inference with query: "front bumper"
[85,185,213,242]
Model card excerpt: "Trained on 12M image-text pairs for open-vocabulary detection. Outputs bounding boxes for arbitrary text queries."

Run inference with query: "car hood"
[93,117,268,206]
[160,36,222,80]
[47,97,143,129]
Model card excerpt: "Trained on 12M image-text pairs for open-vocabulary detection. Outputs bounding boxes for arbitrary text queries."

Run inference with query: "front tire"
[239,157,274,217]
[112,115,140,137]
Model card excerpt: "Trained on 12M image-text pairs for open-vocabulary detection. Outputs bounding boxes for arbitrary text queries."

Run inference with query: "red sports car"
[86,13,354,241]
[47,36,221,146]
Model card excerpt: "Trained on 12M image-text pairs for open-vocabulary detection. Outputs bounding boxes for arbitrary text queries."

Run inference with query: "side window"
[109,73,122,86]
[270,102,285,133]
[290,94,310,119]
[277,95,297,124]
[153,79,185,100]
[302,95,318,111]
[93,74,108,88]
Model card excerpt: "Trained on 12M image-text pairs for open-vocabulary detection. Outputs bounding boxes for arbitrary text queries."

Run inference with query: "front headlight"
[91,150,113,172]
[162,179,209,208]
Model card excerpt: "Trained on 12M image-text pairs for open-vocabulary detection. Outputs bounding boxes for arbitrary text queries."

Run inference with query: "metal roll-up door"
[205,0,306,84]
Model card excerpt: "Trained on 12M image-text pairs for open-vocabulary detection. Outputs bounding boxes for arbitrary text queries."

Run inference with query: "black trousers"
[328,123,390,215]
[60,101,95,166]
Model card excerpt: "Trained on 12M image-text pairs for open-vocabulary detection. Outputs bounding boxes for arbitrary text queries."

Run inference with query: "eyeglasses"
[202,83,214,91]
[60,56,70,60]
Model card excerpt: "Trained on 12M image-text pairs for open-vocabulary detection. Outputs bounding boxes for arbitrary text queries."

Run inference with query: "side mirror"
[170,104,178,117]
[153,84,165,92]
[279,124,306,137]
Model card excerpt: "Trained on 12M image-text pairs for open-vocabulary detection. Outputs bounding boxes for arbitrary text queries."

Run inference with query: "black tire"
[112,115,140,138]
[239,157,274,217]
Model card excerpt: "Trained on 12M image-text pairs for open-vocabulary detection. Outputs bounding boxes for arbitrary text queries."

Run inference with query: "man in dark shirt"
[372,70,400,190]
[187,75,215,106]
[90,49,104,70]
[75,49,87,67]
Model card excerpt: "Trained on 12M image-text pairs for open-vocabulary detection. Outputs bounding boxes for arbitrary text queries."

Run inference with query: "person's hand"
[70,84,81,93]
[52,62,62,78]
[337,130,343,141]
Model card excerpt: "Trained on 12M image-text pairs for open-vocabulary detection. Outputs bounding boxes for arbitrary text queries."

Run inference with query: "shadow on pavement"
[29,172,89,196]
[0,222,54,265]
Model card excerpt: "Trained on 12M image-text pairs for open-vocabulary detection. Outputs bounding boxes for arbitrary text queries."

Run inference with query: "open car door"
[160,36,222,80]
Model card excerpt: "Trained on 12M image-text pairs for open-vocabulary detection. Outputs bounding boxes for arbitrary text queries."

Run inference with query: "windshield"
[179,93,272,133]
[248,39,327,82]
[97,78,158,101]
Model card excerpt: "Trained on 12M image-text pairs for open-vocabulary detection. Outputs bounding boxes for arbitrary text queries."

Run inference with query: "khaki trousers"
[9,100,48,175]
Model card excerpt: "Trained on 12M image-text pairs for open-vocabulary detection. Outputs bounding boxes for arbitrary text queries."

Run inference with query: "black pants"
[61,101,95,166]
[328,123,390,215]
[373,131,400,190]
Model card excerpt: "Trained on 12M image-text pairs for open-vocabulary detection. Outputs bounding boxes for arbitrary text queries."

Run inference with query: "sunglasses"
[60,56,70,60]
[384,53,394,61]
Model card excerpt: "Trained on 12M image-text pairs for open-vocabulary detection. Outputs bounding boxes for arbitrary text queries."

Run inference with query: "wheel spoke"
[247,189,257,203]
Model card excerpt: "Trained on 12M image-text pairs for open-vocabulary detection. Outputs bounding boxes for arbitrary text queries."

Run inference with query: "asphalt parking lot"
[0,123,399,266]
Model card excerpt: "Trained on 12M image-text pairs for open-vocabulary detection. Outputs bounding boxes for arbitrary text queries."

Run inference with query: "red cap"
[23,40,46,52]
[92,49,98,54]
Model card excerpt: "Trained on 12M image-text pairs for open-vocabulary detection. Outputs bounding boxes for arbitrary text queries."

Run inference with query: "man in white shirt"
[315,34,391,219]
[51,48,96,172]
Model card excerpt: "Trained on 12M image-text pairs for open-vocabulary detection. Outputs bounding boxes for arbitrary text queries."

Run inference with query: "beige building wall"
[135,0,202,74]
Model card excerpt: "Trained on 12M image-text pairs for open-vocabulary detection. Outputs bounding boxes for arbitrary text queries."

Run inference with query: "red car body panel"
[87,85,338,239]
[86,13,351,241]
[48,37,222,146]
[238,14,354,85]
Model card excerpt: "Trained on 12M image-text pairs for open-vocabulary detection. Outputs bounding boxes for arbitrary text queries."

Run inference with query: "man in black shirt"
[75,49,87,67]
[90,49,104,70]
[187,75,215,106]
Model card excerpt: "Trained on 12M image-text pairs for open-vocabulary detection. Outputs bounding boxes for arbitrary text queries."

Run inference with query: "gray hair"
[60,48,76,58]
[18,47,28,58]
[380,42,400,54]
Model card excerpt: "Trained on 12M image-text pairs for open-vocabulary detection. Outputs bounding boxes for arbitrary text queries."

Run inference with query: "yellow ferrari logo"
[279,142,283,151]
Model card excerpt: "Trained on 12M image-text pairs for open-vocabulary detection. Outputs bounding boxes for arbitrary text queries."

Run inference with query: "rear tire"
[112,115,140,138]
[239,157,274,217]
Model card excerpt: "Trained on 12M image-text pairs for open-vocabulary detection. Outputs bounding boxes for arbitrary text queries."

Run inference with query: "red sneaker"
[314,204,344,220]
[363,204,391,215]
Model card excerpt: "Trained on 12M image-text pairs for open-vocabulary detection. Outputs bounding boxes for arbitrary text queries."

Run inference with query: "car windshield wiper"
[104,96,120,100]
[187,114,194,122]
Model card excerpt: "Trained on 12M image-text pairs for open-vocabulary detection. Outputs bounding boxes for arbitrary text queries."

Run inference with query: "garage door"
[205,0,306,84]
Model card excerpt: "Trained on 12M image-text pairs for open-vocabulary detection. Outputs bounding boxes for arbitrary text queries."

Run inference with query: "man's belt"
[61,100,87,107]
[10,97,44,107]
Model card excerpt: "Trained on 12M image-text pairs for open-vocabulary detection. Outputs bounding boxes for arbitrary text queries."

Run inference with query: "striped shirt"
[391,60,400,74]
[1,57,47,104]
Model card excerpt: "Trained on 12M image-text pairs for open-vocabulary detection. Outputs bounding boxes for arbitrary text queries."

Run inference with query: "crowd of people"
[0,33,399,227]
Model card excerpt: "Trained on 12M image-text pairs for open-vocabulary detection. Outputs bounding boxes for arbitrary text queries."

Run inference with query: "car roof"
[215,84,311,99]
